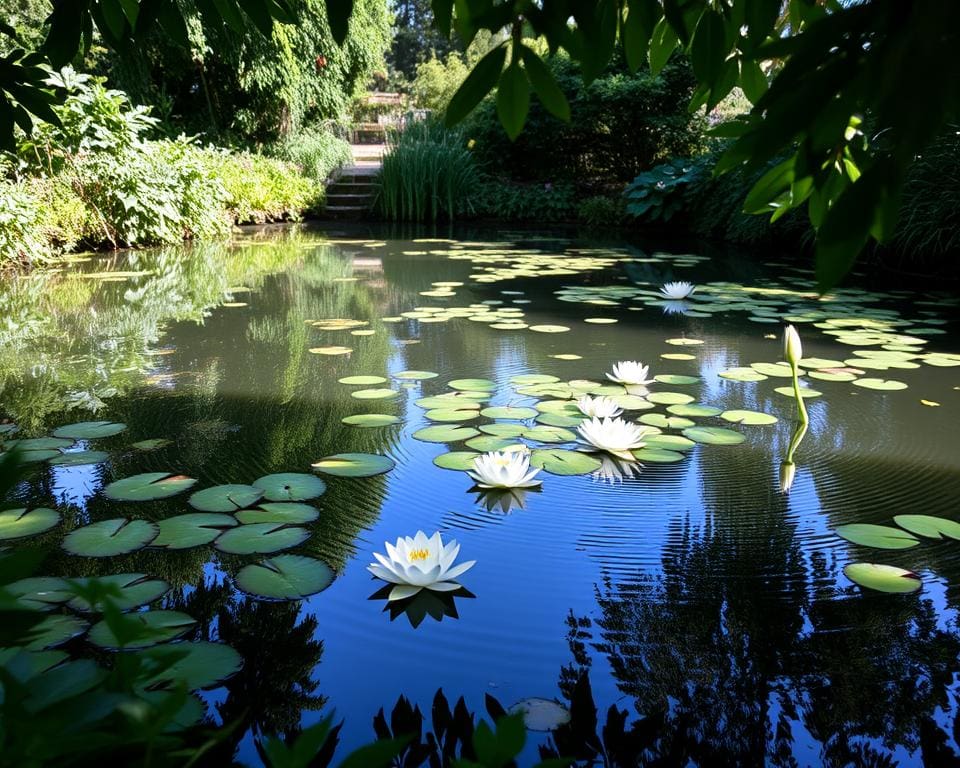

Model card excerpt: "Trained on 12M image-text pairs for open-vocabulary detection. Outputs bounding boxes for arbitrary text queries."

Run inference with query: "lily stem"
[790,364,809,426]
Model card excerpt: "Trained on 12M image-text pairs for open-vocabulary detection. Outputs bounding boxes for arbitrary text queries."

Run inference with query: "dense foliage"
[388,0,460,81]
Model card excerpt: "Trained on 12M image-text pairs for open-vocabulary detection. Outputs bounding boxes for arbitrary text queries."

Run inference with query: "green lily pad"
[103,473,197,501]
[52,421,127,439]
[425,409,480,422]
[654,374,699,385]
[252,473,326,501]
[750,362,794,377]
[10,437,74,451]
[773,386,822,398]
[681,427,746,446]
[721,410,778,426]
[26,615,89,650]
[449,378,496,391]
[433,451,480,470]
[893,515,960,540]
[341,414,401,427]
[479,423,526,438]
[188,484,264,512]
[214,523,310,555]
[642,434,696,451]
[809,370,858,382]
[338,375,387,385]
[718,367,768,382]
[529,449,602,476]
[509,374,560,385]
[415,396,482,410]
[632,448,686,463]
[523,426,577,443]
[66,574,171,612]
[394,370,439,380]
[413,425,480,443]
[610,394,654,410]
[21,449,61,463]
[647,392,695,406]
[510,698,572,732]
[0,508,60,541]
[797,357,845,369]
[835,523,920,549]
[667,404,722,417]
[535,412,583,427]
[639,413,694,430]
[135,641,242,690]
[465,436,520,452]
[130,439,172,451]
[852,378,908,391]
[235,503,319,524]
[152,514,238,549]
[48,450,110,466]
[311,453,395,477]
[63,518,159,557]
[6,577,72,610]
[88,610,196,649]
[480,406,538,419]
[351,388,400,400]
[843,563,922,594]
[235,554,335,600]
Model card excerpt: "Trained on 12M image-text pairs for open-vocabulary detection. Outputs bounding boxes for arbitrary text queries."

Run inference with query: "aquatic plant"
[468,450,542,489]
[658,281,697,300]
[577,417,653,461]
[606,361,653,387]
[576,395,622,419]
[782,325,809,426]
[368,531,476,601]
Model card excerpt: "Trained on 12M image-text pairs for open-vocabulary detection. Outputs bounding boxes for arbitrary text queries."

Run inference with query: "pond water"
[2,225,960,766]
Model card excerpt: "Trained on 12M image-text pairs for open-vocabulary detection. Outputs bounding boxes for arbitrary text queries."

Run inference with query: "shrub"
[272,128,353,182]
[473,179,577,222]
[411,53,470,112]
[578,194,626,228]
[623,158,707,223]
[377,119,479,222]
[0,183,53,267]
[215,151,322,224]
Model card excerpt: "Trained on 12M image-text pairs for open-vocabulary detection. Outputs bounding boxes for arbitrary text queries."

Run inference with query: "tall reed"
[377,119,479,222]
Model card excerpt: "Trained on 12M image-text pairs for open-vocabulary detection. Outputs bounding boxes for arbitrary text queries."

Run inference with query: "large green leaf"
[519,45,570,121]
[103,472,197,501]
[62,518,159,557]
[88,610,196,649]
[252,473,326,501]
[529,449,601,476]
[835,523,920,549]
[413,425,480,443]
[0,508,60,541]
[843,563,922,594]
[893,515,960,541]
[152,514,238,549]
[497,61,531,140]
[214,523,309,555]
[681,426,745,445]
[49,450,110,466]
[311,453,395,477]
[25,615,89,650]
[135,641,242,690]
[236,554,335,600]
[52,421,127,439]
[446,45,507,126]
[235,503,319,524]
[188,484,264,512]
[66,574,171,612]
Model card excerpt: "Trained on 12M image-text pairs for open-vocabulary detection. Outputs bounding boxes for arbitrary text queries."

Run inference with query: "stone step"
[326,193,376,206]
[325,205,369,219]
[327,181,377,194]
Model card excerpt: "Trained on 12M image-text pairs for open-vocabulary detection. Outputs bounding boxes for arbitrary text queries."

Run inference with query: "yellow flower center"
[408,548,430,561]
[494,455,513,467]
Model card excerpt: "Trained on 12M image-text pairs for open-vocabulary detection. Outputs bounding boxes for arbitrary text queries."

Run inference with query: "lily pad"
[750,362,794,377]
[415,396,482,410]
[26,615,89,650]
[0,508,60,541]
[311,453,395,477]
[394,370,439,380]
[152,514,238,549]
[6,577,72,610]
[21,449,61,463]
[654,374,699,385]
[639,413,694,430]
[647,392,695,406]
[523,426,577,443]
[189,484,263,512]
[214,523,310,555]
[773,386,822,398]
[63,518,159,557]
[338,375,387,385]
[843,563,922,594]
[892,515,960,540]
[642,434,696,451]
[530,449,602,476]
[10,437,74,451]
[236,503,319,524]
[721,410,778,426]
[413,425,480,443]
[341,414,400,427]
[509,698,571,732]
[351,388,400,400]
[425,409,480,422]
[52,421,127,439]
[809,370,858,382]
[480,406,538,420]
[667,404,722,417]
[104,473,197,502]
[88,610,196,649]
[465,436,520,452]
[135,641,242,690]
[682,426,746,446]
[253,473,326,501]
[66,574,171,612]
[852,378,908,391]
[835,523,920,549]
[479,423,526,438]
[719,367,768,382]
[449,378,496,391]
[535,412,583,427]
[235,554,335,600]
[433,452,480,470]
[130,439,172,451]
[632,448,686,463]
[509,374,560,386]
[309,346,352,356]
[49,450,110,466]
[529,325,570,333]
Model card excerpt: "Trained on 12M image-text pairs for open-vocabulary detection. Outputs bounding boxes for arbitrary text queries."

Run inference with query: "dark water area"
[2,224,960,766]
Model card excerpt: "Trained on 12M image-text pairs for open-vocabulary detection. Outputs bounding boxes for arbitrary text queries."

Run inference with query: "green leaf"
[622,0,660,72]
[88,610,196,649]
[62,518,159,557]
[893,515,960,541]
[529,449,601,476]
[0,508,60,541]
[135,641,242,690]
[835,524,920,550]
[103,472,197,502]
[496,61,531,141]
[431,0,453,35]
[236,554,334,600]
[311,453,395,477]
[188,484,264,512]
[213,523,309,555]
[690,10,728,85]
[252,473,326,501]
[446,45,506,127]
[337,738,409,768]
[43,2,84,67]
[520,46,569,121]
[843,563,922,594]
[648,17,679,76]
[743,157,794,214]
[740,58,768,103]
[151,513,238,550]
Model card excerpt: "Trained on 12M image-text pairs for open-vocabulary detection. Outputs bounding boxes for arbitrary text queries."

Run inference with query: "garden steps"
[324,163,379,219]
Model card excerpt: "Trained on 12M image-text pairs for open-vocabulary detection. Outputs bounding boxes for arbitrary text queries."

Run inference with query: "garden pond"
[2,225,960,766]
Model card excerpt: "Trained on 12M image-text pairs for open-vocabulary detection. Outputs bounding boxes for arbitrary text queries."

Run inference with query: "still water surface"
[3,225,960,766]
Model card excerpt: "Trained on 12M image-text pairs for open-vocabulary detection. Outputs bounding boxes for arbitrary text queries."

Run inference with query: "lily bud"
[779,461,796,493]
[783,325,803,368]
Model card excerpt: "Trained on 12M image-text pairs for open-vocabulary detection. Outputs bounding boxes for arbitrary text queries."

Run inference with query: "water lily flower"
[659,281,696,300]
[368,530,475,601]
[468,450,542,489]
[783,325,803,368]
[577,395,623,419]
[661,299,692,316]
[577,416,654,460]
[606,361,653,386]
[592,455,642,483]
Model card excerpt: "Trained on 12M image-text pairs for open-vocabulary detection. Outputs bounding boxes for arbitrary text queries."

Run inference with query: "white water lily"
[661,299,692,316]
[606,360,653,386]
[659,281,696,299]
[577,395,622,419]
[783,324,803,368]
[577,416,653,460]
[368,530,475,601]
[468,450,542,489]
[592,455,642,484]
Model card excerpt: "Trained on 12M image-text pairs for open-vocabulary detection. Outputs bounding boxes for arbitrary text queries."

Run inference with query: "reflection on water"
[2,225,960,764]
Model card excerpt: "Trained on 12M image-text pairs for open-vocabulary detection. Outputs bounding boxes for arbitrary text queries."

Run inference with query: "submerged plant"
[468,450,542,489]
[368,531,476,601]
[782,325,809,426]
